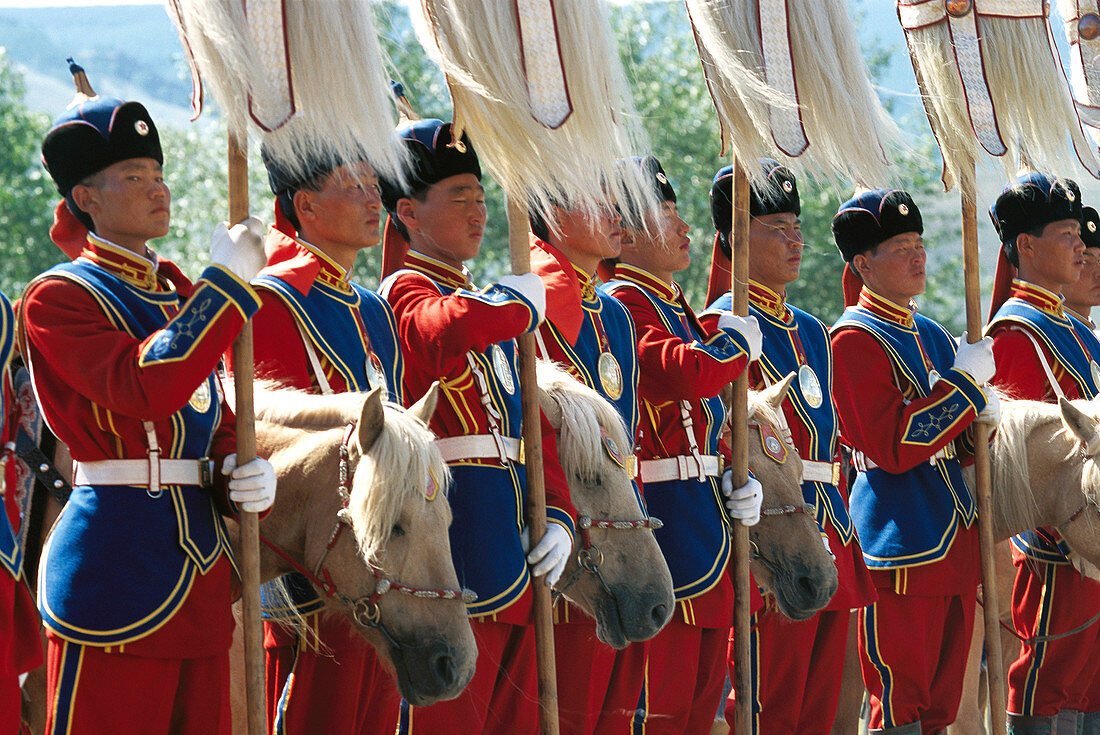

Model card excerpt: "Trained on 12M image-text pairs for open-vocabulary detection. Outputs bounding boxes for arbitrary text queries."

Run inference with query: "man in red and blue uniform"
[0,288,42,735]
[24,87,275,734]
[601,155,764,735]
[702,161,876,735]
[986,173,1100,735]
[378,118,576,735]
[1061,206,1100,330]
[246,145,405,735]
[829,189,996,735]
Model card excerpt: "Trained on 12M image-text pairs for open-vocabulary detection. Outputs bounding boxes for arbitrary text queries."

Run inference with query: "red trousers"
[1007,557,1100,716]
[44,635,230,735]
[725,607,850,734]
[265,614,399,735]
[400,618,537,734]
[635,619,728,735]
[553,618,647,735]
[858,590,974,733]
[2,572,41,735]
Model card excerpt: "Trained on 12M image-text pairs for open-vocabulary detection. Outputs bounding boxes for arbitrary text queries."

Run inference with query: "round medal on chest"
[365,353,388,400]
[928,369,941,391]
[598,351,623,400]
[492,344,516,395]
[798,364,823,409]
[188,380,212,413]
[1091,360,1100,390]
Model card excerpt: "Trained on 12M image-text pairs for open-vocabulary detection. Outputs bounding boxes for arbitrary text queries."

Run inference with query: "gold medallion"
[189,380,212,413]
[598,351,623,400]
[798,364,823,409]
[365,353,388,400]
[492,344,516,395]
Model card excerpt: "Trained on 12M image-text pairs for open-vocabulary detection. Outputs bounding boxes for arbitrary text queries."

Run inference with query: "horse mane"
[992,398,1081,535]
[254,383,450,565]
[536,360,632,483]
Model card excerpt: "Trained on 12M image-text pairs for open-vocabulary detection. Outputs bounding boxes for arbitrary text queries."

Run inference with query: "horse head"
[255,385,476,706]
[747,373,838,620]
[536,360,675,649]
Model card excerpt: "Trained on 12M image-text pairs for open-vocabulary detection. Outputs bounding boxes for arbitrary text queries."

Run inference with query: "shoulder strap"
[294,320,334,395]
[1013,326,1065,400]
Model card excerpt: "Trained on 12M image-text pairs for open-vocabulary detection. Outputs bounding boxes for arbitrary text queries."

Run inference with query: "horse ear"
[756,372,796,415]
[1061,397,1100,452]
[408,382,440,426]
[539,386,563,430]
[357,388,385,453]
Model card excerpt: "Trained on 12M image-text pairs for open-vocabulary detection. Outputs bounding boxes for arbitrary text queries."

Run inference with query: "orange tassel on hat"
[842,262,863,308]
[381,214,410,280]
[49,201,88,261]
[705,232,732,308]
[987,248,1017,323]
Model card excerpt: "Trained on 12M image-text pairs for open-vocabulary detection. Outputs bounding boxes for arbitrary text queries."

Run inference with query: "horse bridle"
[260,421,475,651]
[744,422,816,575]
[552,514,664,603]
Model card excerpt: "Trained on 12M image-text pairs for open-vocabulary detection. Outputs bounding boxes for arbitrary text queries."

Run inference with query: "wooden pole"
[507,196,560,734]
[959,163,1007,735]
[729,162,753,735]
[228,129,266,735]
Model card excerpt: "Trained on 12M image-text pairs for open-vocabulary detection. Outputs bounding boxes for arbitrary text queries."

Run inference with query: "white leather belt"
[853,443,956,472]
[435,435,523,464]
[73,458,214,488]
[639,454,721,483]
[802,459,841,486]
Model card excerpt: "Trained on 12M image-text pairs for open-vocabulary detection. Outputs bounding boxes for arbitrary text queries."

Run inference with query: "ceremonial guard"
[829,189,995,735]
[0,288,42,735]
[245,146,404,735]
[25,88,275,734]
[601,156,764,735]
[702,161,876,735]
[378,118,575,734]
[1061,205,1100,330]
[986,173,1100,735]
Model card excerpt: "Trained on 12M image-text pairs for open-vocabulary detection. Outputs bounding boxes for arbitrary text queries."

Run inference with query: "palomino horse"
[251,384,476,706]
[537,359,675,648]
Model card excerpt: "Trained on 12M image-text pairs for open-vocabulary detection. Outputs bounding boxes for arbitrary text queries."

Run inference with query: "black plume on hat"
[832,189,923,262]
[378,119,481,213]
[42,94,162,198]
[990,173,1082,256]
[619,155,676,229]
[711,160,800,249]
[1082,206,1100,249]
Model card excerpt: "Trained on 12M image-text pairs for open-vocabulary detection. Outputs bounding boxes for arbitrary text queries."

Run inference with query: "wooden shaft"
[228,130,267,735]
[960,164,1007,735]
[730,163,753,735]
[507,197,560,734]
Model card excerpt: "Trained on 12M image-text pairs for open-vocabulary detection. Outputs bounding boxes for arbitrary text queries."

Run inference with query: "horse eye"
[392,524,406,538]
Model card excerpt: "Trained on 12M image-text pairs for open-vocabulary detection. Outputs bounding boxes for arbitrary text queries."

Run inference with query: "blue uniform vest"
[0,290,20,578]
[36,260,233,646]
[710,292,855,544]
[990,300,1100,563]
[832,307,978,568]
[606,280,733,600]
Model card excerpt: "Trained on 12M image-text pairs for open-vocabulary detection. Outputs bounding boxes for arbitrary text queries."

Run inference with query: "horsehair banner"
[165,0,407,187]
[685,0,897,187]
[1060,0,1100,138]
[410,0,657,222]
[900,0,1100,191]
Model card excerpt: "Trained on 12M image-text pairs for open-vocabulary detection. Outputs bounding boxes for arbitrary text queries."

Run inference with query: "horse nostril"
[650,602,669,627]
[796,575,819,602]
[431,650,456,688]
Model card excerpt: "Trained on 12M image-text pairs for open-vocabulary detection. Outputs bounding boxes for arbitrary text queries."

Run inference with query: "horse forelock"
[347,403,452,565]
[536,361,632,482]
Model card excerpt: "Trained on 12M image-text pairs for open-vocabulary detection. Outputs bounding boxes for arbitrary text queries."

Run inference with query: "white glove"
[223,454,277,513]
[976,386,1001,426]
[523,523,572,587]
[210,216,266,282]
[953,333,996,385]
[721,470,762,527]
[718,313,762,363]
[498,273,547,324]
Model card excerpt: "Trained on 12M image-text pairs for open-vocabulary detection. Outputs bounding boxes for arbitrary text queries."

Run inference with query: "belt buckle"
[831,462,841,487]
[517,438,525,465]
[199,457,213,488]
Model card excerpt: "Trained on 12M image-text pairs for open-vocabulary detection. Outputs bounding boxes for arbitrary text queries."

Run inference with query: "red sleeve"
[830,327,978,473]
[614,287,748,403]
[990,326,1071,401]
[245,290,313,391]
[385,272,537,377]
[22,273,254,422]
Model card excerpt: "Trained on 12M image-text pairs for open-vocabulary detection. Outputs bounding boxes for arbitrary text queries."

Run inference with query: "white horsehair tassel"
[758,0,808,156]
[1061,0,1100,128]
[515,0,573,128]
[245,0,296,131]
